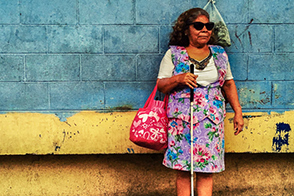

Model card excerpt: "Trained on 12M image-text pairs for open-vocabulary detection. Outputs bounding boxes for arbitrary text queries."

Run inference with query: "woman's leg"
[176,170,191,196]
[196,172,213,196]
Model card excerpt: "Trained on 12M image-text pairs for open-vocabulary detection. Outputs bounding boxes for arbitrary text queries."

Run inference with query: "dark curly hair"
[169,8,210,47]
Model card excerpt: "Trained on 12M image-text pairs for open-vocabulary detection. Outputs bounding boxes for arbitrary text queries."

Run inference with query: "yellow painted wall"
[225,111,294,153]
[0,111,293,155]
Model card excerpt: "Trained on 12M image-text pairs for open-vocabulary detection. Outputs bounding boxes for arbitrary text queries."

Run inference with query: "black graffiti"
[272,123,291,152]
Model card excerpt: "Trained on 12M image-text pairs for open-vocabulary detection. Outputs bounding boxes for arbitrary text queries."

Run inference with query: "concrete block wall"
[0,0,293,155]
[0,0,160,112]
[0,1,294,195]
[0,0,293,113]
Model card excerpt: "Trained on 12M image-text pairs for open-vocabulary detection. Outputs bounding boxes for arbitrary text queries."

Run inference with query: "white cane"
[190,64,194,196]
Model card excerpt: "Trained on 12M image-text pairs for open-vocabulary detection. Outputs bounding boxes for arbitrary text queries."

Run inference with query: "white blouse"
[157,49,234,87]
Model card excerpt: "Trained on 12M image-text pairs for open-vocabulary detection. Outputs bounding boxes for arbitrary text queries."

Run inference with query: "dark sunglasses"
[190,22,214,31]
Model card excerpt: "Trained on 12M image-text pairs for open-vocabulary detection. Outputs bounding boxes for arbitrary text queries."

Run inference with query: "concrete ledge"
[0,111,293,155]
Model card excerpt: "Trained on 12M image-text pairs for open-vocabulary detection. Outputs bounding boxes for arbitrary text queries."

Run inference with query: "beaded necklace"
[188,49,212,70]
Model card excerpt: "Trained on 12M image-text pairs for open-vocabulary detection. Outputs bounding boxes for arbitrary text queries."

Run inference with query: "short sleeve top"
[157,49,234,86]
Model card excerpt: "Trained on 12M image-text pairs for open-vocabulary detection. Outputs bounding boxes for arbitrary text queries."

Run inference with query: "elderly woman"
[157,8,244,196]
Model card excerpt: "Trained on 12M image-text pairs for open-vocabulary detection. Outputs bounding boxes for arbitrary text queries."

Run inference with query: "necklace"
[188,49,212,70]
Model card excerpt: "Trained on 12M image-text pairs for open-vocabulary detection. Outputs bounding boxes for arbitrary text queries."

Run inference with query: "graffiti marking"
[272,123,291,152]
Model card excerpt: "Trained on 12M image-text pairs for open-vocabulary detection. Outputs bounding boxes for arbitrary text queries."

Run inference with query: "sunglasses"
[190,22,214,31]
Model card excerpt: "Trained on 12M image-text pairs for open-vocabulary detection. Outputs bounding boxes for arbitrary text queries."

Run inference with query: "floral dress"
[162,45,228,173]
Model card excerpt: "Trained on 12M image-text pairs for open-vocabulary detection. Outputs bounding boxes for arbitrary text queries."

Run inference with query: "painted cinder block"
[235,81,272,109]
[248,54,271,81]
[249,54,294,81]
[274,54,294,81]
[47,25,103,53]
[104,26,159,53]
[25,55,80,82]
[137,55,163,81]
[0,0,293,156]
[0,0,19,24]
[226,24,248,53]
[275,25,294,53]
[249,0,294,24]
[205,0,249,24]
[81,55,136,81]
[136,0,192,25]
[273,81,294,109]
[50,82,104,110]
[79,0,134,24]
[243,25,273,53]
[227,53,248,81]
[159,26,172,54]
[0,82,48,110]
[0,26,47,53]
[0,55,24,82]
[227,24,273,53]
[20,0,77,25]
[104,82,155,109]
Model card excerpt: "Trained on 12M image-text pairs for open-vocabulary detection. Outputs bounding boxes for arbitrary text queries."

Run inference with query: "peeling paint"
[241,115,263,119]
[225,111,294,153]
[259,97,270,105]
[54,112,77,122]
[127,148,135,153]
[113,105,133,111]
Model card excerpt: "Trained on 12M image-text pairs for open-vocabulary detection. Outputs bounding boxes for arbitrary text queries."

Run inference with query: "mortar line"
[23,55,26,82]
[76,0,80,25]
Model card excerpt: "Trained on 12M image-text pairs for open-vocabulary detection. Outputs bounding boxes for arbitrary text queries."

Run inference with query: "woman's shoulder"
[163,49,171,57]
[169,45,186,51]
[209,45,226,54]
[209,44,224,49]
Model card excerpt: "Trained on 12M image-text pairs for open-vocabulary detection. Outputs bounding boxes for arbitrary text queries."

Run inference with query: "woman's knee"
[196,172,213,179]
[177,170,190,180]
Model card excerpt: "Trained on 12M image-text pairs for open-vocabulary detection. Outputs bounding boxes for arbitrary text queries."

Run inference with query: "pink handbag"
[130,84,168,151]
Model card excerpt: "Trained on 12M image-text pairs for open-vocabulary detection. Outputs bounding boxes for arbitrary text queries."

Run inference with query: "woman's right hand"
[176,73,198,89]
[157,73,198,94]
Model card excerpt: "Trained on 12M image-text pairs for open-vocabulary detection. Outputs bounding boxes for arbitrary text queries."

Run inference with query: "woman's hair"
[169,8,210,47]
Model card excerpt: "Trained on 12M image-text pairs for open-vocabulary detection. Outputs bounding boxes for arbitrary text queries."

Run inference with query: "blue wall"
[0,0,293,113]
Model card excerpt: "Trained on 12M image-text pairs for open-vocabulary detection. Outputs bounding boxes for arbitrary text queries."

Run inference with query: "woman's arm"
[222,79,244,135]
[157,49,197,94]
[157,73,198,94]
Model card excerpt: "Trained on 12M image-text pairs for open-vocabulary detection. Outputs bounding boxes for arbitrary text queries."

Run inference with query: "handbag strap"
[143,84,158,109]
[163,94,168,109]
[143,84,169,110]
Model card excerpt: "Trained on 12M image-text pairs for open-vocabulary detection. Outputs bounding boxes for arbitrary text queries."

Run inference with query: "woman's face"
[187,15,212,47]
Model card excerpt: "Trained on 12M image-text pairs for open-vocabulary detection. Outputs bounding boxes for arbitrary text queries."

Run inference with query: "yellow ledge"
[0,111,293,155]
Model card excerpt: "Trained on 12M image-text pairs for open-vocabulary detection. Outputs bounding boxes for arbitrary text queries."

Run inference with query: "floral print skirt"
[163,117,225,173]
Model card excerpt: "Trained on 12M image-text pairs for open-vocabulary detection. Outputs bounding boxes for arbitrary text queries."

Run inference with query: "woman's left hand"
[233,113,244,135]
[222,79,244,136]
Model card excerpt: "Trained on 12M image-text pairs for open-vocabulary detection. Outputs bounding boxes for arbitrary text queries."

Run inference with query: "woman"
[157,8,244,196]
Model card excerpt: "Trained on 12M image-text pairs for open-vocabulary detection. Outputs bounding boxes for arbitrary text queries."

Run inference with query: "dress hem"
[162,162,225,173]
